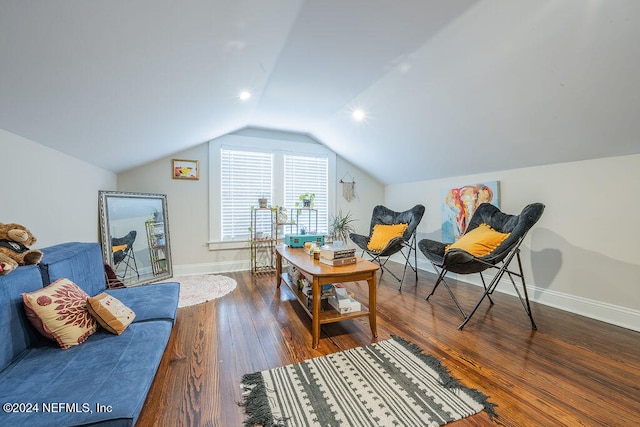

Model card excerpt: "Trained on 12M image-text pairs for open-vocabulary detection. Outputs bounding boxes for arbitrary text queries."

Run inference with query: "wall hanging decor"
[340,171,357,202]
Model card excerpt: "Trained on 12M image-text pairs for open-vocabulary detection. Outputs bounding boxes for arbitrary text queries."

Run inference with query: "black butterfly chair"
[419,203,544,330]
[111,230,139,281]
[350,204,425,290]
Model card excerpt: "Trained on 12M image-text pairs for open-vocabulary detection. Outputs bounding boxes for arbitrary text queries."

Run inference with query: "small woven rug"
[172,274,237,308]
[239,336,495,427]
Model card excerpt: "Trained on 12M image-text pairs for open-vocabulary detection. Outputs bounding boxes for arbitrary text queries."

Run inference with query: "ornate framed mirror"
[98,191,173,286]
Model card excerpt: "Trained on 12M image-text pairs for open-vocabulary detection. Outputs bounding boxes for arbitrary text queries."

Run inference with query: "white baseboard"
[525,286,640,332]
[172,260,250,277]
[171,257,640,333]
[415,259,640,333]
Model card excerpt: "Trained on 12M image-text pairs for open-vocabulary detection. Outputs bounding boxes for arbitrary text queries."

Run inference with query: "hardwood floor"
[136,264,640,426]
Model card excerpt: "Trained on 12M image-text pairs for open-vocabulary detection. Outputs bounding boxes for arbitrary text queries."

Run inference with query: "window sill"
[207,240,250,251]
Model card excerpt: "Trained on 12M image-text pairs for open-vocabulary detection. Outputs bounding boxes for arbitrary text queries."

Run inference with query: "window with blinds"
[221,149,272,240]
[284,154,328,234]
[219,148,328,241]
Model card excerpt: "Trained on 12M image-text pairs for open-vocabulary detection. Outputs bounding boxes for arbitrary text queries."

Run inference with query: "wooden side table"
[275,244,379,349]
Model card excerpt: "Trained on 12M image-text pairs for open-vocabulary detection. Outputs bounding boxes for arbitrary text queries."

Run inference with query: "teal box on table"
[285,234,325,248]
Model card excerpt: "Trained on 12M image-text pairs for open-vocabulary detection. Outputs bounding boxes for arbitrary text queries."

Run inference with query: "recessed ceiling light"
[352,109,366,122]
[239,91,252,101]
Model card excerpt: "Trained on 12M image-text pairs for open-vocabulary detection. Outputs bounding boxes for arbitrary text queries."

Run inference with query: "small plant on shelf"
[258,196,268,208]
[295,192,315,208]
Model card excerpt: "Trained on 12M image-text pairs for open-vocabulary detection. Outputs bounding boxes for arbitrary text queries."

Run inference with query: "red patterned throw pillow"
[22,278,98,350]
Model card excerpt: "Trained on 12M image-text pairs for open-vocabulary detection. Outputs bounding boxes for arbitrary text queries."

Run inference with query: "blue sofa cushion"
[106,282,180,325]
[39,242,106,296]
[0,320,173,427]
[0,265,44,370]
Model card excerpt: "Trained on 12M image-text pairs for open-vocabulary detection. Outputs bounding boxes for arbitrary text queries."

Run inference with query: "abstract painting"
[172,159,199,180]
[441,181,500,243]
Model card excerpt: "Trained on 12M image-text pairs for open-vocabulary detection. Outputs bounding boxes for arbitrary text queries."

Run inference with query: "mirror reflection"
[98,191,172,286]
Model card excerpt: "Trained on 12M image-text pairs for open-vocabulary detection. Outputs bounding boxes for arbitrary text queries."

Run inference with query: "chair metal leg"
[426,264,466,317]
[397,240,419,291]
[510,252,537,330]
[116,249,140,281]
[457,249,536,330]
[425,265,446,300]
[367,252,393,281]
[381,257,404,283]
[457,272,502,330]
[130,250,140,279]
[479,272,494,305]
[397,260,409,290]
[364,243,419,290]
[414,239,418,281]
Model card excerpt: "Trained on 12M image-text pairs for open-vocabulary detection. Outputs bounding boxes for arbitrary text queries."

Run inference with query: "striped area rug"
[240,336,495,426]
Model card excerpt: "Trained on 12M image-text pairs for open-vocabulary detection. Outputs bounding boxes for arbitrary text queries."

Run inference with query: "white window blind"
[284,154,328,234]
[221,149,272,240]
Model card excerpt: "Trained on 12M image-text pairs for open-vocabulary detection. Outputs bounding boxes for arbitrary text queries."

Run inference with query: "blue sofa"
[0,242,180,426]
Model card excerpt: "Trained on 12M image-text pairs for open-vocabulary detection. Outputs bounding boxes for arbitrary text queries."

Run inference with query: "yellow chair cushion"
[367,223,408,252]
[446,223,510,257]
[112,244,127,253]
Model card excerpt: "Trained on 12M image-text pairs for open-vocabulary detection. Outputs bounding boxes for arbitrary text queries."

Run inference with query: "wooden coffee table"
[275,244,379,349]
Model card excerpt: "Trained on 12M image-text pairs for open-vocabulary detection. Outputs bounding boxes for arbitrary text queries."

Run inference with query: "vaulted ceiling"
[2,1,639,184]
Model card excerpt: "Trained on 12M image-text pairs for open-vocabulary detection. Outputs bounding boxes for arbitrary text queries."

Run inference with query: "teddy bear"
[0,223,43,275]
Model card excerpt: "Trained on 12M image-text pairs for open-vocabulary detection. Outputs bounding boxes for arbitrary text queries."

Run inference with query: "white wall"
[117,136,384,276]
[335,157,384,236]
[386,154,640,331]
[0,128,116,247]
[117,143,210,269]
[4,124,637,331]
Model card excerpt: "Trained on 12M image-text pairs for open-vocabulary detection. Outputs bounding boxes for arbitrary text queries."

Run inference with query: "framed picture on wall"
[172,159,199,180]
[441,180,500,243]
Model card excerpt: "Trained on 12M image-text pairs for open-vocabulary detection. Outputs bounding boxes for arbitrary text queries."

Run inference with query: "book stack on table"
[319,245,357,266]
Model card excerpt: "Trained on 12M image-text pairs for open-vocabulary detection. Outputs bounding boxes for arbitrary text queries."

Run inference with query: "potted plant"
[329,209,356,245]
[258,196,268,208]
[296,192,315,208]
